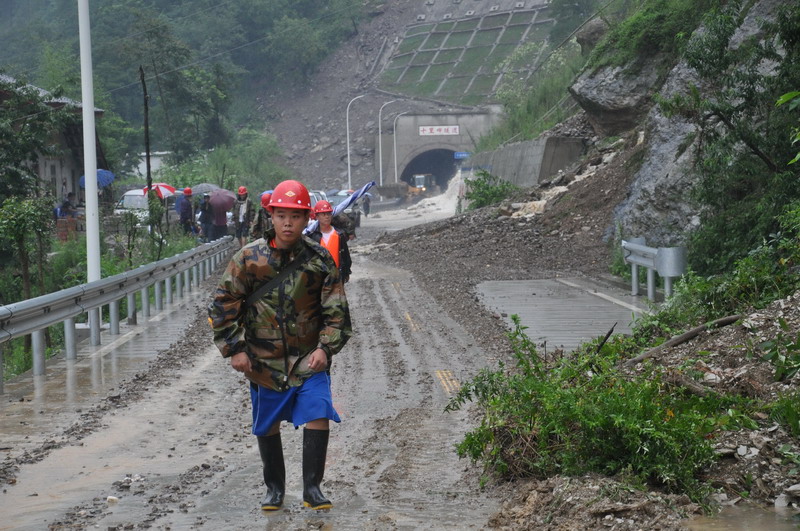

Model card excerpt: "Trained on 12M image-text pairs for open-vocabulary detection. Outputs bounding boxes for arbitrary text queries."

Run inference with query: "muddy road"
[1,198,502,530]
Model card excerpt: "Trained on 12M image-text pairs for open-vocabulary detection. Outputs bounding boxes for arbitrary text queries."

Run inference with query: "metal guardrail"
[621,238,688,301]
[0,236,235,392]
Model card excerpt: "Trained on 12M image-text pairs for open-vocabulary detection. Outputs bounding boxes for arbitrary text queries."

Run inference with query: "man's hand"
[230,351,252,373]
[307,348,329,372]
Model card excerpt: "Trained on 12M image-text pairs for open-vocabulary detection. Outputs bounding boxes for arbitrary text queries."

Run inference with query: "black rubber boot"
[256,433,285,511]
[302,428,332,510]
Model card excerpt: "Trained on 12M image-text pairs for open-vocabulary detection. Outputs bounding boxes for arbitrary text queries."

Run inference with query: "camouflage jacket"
[208,229,352,391]
[250,207,272,240]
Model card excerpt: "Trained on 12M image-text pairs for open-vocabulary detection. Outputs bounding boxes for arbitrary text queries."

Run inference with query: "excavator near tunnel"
[408,173,440,199]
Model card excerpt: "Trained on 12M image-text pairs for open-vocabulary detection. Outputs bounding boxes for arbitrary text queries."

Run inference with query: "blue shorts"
[250,371,340,436]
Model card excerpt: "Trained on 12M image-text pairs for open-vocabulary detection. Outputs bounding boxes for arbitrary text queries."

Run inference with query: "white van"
[113,190,178,226]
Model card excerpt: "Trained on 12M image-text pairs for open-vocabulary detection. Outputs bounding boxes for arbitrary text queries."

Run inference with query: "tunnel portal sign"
[454,151,470,159]
[419,125,460,136]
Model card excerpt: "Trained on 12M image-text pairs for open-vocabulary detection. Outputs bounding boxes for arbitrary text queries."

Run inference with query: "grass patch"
[421,32,448,50]
[499,24,528,44]
[444,30,474,48]
[434,48,463,63]
[453,46,493,75]
[397,65,428,84]
[434,21,456,32]
[398,33,427,54]
[424,63,454,82]
[481,14,510,29]
[405,78,443,98]
[386,53,414,69]
[471,28,503,47]
[406,24,435,37]
[411,50,437,65]
[510,12,535,25]
[438,76,472,99]
[470,74,499,95]
[455,18,480,31]
[486,44,518,73]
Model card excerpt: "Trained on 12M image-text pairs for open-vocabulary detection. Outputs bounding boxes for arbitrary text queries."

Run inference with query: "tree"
[0,196,55,302]
[0,75,72,201]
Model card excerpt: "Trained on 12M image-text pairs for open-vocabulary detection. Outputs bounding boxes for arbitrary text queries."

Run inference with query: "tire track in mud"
[312,258,497,529]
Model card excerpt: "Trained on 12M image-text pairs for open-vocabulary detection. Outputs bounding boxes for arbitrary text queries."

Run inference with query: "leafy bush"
[589,0,721,68]
[464,170,520,209]
[447,317,745,501]
[770,392,800,438]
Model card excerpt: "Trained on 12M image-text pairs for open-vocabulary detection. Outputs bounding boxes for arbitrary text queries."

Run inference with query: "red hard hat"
[313,200,333,214]
[238,186,247,195]
[268,180,311,211]
[260,192,272,209]
[183,187,192,195]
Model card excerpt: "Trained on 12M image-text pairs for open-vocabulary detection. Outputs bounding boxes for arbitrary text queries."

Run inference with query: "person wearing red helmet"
[250,192,273,240]
[179,187,195,235]
[308,200,351,283]
[209,179,351,512]
[233,185,254,247]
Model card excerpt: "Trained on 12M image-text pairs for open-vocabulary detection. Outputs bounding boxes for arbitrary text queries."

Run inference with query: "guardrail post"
[89,308,101,346]
[141,287,150,317]
[193,264,200,287]
[154,281,163,311]
[32,329,45,375]
[0,343,4,394]
[64,318,77,360]
[165,277,173,305]
[127,292,137,325]
[647,268,656,301]
[110,300,120,335]
[184,269,192,293]
[176,271,183,299]
[201,259,208,281]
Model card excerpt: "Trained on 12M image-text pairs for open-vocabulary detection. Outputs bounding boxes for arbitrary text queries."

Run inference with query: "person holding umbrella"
[234,185,254,248]
[208,179,351,512]
[208,188,236,241]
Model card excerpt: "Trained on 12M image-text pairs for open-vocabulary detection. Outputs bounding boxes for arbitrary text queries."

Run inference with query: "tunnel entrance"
[399,149,458,195]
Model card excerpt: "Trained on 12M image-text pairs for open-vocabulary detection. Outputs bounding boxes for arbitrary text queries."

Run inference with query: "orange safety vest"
[320,229,340,267]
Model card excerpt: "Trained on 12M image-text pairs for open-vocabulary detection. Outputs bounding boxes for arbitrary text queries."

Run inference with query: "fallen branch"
[622,314,742,367]
[664,370,711,397]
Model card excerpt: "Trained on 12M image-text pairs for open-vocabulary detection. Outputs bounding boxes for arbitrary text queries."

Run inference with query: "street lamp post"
[346,94,365,190]
[393,111,409,184]
[377,100,396,186]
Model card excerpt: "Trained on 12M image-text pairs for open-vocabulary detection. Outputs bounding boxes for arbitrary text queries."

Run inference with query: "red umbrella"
[208,188,237,211]
[142,183,176,199]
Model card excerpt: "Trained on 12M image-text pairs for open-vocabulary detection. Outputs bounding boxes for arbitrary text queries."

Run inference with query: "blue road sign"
[454,151,470,159]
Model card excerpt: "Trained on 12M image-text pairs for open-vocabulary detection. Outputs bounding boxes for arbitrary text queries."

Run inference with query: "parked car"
[113,190,178,227]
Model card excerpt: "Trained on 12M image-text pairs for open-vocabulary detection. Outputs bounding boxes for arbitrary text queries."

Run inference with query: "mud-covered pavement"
[0,199,504,530]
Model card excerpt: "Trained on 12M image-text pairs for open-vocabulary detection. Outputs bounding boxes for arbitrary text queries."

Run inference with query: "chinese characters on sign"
[418,125,460,136]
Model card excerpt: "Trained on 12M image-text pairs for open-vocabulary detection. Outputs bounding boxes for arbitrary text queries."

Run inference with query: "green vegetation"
[477,41,585,151]
[0,0,368,168]
[657,1,800,274]
[464,170,519,209]
[589,0,721,68]
[447,317,725,501]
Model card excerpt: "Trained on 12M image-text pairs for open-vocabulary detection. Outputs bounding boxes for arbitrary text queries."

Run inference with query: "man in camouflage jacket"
[208,179,351,512]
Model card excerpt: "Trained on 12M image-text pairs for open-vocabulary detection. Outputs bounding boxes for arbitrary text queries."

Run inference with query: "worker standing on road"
[308,200,351,283]
[233,185,254,248]
[250,192,273,241]
[208,179,352,512]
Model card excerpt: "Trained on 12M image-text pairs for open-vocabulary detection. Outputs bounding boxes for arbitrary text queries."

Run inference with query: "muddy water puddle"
[688,504,800,530]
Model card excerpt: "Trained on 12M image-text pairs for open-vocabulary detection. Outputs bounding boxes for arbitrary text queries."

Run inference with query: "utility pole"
[77,0,101,345]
